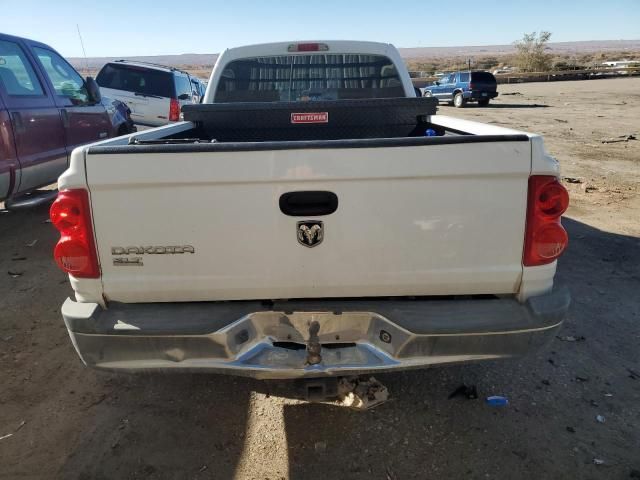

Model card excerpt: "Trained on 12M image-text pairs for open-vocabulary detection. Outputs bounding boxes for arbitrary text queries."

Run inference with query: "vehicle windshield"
[214,54,404,102]
[96,63,174,98]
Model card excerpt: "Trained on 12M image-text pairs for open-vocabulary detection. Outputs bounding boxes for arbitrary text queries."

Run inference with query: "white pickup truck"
[52,41,570,380]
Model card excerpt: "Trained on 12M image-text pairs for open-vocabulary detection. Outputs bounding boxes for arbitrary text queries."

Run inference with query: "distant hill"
[68,39,640,71]
[399,40,640,58]
[69,53,220,70]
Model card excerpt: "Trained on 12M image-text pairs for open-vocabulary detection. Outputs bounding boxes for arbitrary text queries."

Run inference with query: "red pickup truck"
[0,32,134,208]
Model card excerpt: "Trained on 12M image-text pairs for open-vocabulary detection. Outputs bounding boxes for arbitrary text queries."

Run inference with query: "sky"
[1,0,639,57]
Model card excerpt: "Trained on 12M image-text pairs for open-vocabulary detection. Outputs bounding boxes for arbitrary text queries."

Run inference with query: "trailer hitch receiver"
[306,320,322,365]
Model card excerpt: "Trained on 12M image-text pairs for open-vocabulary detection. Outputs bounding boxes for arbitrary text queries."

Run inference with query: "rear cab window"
[0,40,44,96]
[471,71,497,84]
[96,64,175,98]
[214,53,404,103]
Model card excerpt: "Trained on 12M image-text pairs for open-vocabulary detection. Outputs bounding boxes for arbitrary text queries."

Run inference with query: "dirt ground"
[1,77,639,480]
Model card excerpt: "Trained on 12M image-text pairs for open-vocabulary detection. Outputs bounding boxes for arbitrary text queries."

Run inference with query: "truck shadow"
[439,103,549,109]
[55,216,639,480]
[57,373,258,480]
[477,103,549,109]
[279,217,640,479]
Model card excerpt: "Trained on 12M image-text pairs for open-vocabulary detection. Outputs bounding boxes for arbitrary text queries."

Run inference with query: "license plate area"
[217,311,411,371]
[242,342,380,369]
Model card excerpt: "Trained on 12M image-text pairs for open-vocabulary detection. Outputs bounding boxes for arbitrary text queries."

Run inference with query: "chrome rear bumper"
[62,287,569,380]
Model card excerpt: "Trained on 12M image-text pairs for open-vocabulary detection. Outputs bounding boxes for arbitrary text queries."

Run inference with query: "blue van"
[423,71,498,107]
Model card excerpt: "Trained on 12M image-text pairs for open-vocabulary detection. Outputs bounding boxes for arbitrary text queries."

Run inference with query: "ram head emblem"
[297,221,324,248]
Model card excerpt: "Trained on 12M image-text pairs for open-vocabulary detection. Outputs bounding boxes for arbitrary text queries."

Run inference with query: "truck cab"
[0,32,133,206]
[207,41,416,103]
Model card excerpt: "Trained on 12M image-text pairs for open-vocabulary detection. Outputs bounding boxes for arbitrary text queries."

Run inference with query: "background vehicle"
[0,32,134,206]
[53,41,569,380]
[191,77,207,103]
[423,70,498,107]
[102,94,136,136]
[96,60,202,126]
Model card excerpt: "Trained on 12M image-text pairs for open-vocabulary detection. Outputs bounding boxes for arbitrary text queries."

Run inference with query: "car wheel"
[478,98,490,107]
[453,92,466,108]
[423,90,432,97]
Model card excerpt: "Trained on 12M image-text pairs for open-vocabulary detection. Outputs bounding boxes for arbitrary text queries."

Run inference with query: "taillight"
[169,98,180,121]
[287,43,329,52]
[50,190,100,278]
[523,176,569,266]
[469,83,475,90]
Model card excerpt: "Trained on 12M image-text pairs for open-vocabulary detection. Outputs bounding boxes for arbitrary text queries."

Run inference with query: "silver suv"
[96,60,202,127]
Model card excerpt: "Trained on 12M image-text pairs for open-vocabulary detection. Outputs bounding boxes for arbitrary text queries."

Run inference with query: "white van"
[96,60,200,127]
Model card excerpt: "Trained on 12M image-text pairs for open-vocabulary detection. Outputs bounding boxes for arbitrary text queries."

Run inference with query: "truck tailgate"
[85,139,531,303]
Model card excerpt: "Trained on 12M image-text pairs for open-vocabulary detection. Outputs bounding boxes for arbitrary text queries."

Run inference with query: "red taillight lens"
[536,181,569,218]
[531,223,569,260]
[54,238,94,274]
[469,83,475,90]
[287,43,329,52]
[50,190,100,278]
[523,176,569,266]
[50,195,82,231]
[169,98,180,122]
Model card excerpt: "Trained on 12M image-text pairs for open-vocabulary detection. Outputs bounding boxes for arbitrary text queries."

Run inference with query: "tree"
[514,31,553,72]
[476,56,500,69]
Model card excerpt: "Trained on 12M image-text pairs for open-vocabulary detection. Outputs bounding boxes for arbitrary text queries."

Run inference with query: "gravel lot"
[1,77,639,480]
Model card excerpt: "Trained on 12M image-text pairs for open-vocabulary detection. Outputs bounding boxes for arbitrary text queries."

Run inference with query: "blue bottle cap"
[486,395,509,406]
